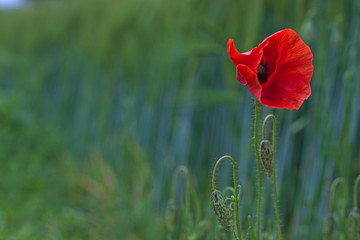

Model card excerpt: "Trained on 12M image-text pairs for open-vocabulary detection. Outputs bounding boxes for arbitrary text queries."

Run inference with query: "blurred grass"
[0,0,359,239]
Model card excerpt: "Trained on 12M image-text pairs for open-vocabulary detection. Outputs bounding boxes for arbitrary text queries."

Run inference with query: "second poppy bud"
[259,140,274,178]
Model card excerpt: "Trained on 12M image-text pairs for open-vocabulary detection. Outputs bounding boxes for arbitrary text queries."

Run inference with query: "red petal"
[236,64,262,100]
[261,84,311,109]
[228,39,268,72]
[260,29,313,110]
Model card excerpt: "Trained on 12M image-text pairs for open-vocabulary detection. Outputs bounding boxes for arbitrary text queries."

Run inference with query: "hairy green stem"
[254,99,262,240]
[212,155,242,240]
[262,114,282,240]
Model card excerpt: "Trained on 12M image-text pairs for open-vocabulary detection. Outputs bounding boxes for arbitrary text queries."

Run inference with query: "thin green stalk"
[262,114,282,240]
[272,168,282,239]
[171,166,190,215]
[212,155,242,240]
[233,231,239,240]
[353,175,360,207]
[329,178,346,213]
[254,99,262,240]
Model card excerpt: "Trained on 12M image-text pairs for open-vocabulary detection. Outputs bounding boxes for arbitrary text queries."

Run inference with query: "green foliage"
[0,0,359,239]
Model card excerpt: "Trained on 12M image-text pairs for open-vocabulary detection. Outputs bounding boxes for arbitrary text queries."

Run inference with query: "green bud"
[348,207,360,240]
[259,140,274,178]
[165,199,176,231]
[211,190,233,231]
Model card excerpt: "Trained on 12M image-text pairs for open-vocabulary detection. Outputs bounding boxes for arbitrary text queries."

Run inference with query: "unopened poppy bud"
[165,199,176,231]
[259,140,274,178]
[211,190,233,231]
[348,207,360,240]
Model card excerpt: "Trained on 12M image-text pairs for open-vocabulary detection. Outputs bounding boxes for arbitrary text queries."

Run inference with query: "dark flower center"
[257,61,270,85]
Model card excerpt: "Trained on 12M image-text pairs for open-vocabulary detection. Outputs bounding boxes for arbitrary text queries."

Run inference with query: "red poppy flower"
[228,29,313,110]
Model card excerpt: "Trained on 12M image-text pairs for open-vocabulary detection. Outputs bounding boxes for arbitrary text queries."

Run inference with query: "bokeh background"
[0,0,359,239]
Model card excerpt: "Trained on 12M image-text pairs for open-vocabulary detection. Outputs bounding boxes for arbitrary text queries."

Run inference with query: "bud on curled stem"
[259,139,274,178]
[211,190,233,231]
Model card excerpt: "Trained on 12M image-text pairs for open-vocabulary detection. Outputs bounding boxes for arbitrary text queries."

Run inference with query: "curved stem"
[223,186,235,196]
[171,166,190,214]
[329,177,346,213]
[254,99,262,240]
[262,114,275,140]
[212,155,242,240]
[353,175,360,207]
[262,114,282,240]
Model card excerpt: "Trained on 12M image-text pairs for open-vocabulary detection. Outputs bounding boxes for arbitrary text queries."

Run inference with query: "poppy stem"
[262,114,282,240]
[272,167,282,239]
[353,175,360,207]
[254,99,262,240]
[211,155,242,240]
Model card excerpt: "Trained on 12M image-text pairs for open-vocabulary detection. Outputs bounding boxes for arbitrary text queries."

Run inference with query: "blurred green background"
[0,0,359,239]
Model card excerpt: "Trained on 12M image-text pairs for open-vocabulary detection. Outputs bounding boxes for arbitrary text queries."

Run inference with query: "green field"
[0,0,359,239]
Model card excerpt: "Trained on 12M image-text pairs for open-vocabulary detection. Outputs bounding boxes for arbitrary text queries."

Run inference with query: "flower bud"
[259,140,274,178]
[165,199,176,231]
[211,190,233,231]
[348,207,360,240]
